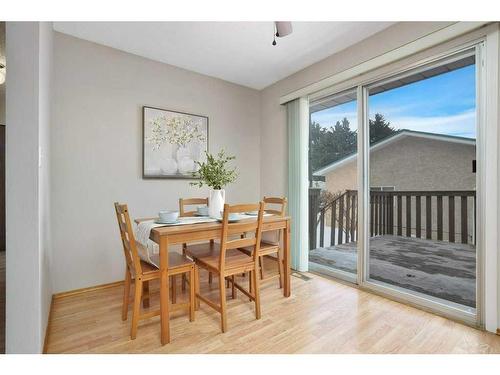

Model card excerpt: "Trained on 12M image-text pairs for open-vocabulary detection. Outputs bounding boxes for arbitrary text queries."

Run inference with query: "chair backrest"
[179,197,209,217]
[218,202,265,272]
[114,202,143,275]
[263,196,287,216]
[261,197,287,244]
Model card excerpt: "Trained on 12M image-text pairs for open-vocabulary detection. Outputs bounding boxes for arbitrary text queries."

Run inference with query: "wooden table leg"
[159,236,170,345]
[283,220,291,297]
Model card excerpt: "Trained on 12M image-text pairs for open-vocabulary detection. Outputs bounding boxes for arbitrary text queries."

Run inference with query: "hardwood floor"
[45,258,500,354]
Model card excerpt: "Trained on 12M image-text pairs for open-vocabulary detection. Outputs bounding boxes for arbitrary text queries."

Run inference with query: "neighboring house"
[313,130,476,193]
[313,130,476,243]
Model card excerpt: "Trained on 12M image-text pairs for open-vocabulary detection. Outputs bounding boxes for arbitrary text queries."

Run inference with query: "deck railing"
[309,189,476,250]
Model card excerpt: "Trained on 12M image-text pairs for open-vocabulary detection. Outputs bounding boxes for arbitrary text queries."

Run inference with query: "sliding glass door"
[306,43,484,323]
[365,49,478,314]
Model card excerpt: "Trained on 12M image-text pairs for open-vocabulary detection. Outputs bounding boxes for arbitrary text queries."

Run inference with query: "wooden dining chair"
[185,202,265,333]
[179,197,209,217]
[114,202,195,340]
[178,197,215,291]
[239,197,287,288]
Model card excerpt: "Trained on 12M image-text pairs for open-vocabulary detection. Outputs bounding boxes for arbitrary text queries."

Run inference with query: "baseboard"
[42,296,54,354]
[53,280,124,300]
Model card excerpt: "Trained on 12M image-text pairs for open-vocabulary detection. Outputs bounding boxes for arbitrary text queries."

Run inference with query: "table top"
[135,215,290,237]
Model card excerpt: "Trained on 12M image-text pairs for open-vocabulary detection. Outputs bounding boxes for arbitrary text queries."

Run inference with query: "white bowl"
[197,206,209,216]
[159,210,179,223]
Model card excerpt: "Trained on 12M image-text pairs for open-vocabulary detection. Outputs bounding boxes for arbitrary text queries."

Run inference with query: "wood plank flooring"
[45,259,500,354]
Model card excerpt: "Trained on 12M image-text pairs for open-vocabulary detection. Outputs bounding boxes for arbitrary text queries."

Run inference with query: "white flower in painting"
[148,115,206,150]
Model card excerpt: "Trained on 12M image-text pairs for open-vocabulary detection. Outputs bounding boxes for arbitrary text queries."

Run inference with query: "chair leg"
[171,275,177,304]
[182,274,187,292]
[259,256,265,280]
[208,240,215,285]
[251,269,261,320]
[277,249,284,289]
[219,274,227,333]
[189,268,195,322]
[194,265,200,310]
[182,244,187,292]
[231,275,236,299]
[131,278,142,340]
[142,280,150,309]
[122,269,131,321]
[248,270,253,301]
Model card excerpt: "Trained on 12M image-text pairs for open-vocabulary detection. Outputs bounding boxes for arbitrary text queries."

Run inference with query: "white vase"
[178,156,195,175]
[176,146,190,161]
[208,189,225,218]
[161,158,178,175]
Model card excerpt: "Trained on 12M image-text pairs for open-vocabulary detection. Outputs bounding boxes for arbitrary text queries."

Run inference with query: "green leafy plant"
[190,149,238,190]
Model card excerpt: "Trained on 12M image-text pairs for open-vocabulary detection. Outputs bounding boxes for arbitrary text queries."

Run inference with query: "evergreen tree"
[369,113,397,144]
[309,113,397,173]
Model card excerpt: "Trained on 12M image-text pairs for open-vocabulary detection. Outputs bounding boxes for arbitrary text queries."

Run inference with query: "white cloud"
[389,109,476,138]
[312,111,358,130]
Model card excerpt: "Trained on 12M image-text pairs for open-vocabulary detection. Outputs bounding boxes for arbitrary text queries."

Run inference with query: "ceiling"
[53,22,393,90]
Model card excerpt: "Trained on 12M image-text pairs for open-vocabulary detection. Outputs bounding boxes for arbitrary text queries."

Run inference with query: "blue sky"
[311,64,476,139]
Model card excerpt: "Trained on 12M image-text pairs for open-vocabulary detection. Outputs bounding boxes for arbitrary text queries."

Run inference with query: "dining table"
[135,214,291,345]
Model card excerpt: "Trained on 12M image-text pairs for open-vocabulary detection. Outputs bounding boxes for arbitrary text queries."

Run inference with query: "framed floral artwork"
[142,106,209,179]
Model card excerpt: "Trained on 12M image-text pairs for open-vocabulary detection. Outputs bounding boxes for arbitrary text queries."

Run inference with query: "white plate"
[215,214,245,223]
[155,219,181,225]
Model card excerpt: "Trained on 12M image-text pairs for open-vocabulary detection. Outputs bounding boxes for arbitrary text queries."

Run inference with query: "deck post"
[308,188,321,250]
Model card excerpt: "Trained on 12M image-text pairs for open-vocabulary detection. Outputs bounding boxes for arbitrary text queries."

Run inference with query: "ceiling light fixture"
[272,21,293,46]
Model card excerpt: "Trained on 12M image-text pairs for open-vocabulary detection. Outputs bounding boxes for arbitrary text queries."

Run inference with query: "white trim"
[482,25,499,332]
[314,130,476,177]
[280,22,488,105]
[362,280,477,325]
[357,85,369,286]
[309,262,357,284]
[474,42,486,329]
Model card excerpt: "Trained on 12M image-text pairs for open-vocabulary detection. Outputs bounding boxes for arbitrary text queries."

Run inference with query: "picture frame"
[142,106,209,179]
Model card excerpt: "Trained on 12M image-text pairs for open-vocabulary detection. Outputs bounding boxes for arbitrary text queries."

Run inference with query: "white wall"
[51,33,261,293]
[6,22,53,354]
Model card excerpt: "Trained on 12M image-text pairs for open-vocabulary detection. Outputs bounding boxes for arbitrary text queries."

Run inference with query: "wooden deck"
[309,235,476,307]
[44,257,500,353]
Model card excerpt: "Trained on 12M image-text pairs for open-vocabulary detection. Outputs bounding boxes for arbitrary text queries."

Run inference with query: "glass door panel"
[308,90,358,279]
[366,52,477,312]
